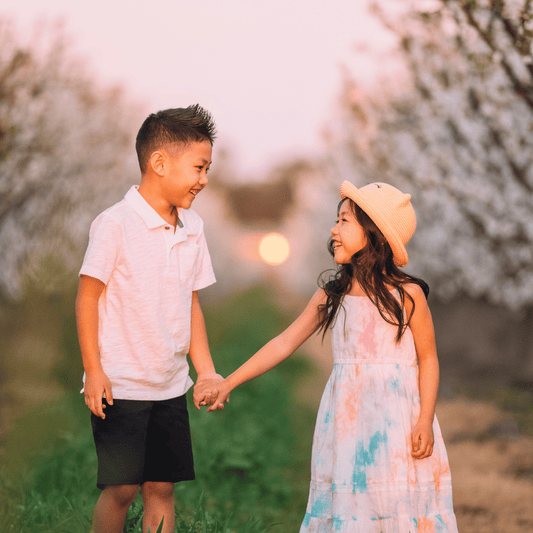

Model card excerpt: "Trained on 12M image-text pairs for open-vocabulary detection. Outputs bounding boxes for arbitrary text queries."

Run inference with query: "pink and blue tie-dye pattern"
[300,295,458,533]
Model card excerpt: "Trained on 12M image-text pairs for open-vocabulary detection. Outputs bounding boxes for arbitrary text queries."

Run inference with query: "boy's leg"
[141,481,175,533]
[91,399,153,532]
[140,394,194,533]
[93,484,139,533]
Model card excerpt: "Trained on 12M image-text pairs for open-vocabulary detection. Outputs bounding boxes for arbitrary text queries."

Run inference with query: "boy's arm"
[405,283,439,459]
[76,275,113,419]
[204,289,326,412]
[189,291,224,409]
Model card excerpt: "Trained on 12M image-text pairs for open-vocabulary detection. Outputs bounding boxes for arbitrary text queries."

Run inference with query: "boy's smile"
[162,139,212,211]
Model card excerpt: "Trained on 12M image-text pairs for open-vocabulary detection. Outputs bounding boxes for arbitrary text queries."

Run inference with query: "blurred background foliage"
[2,1,533,531]
[0,18,141,299]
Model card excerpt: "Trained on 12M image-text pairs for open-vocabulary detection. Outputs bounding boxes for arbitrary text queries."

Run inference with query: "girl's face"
[331,201,367,264]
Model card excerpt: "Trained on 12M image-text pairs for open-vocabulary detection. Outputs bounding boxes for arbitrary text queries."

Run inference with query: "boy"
[76,105,222,533]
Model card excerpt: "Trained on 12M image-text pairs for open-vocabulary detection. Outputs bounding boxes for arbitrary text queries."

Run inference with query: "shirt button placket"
[163,226,173,268]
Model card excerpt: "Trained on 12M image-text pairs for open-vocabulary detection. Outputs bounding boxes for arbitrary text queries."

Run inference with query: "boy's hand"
[207,380,231,412]
[198,390,219,408]
[193,373,225,410]
[194,374,231,410]
[411,419,434,459]
[195,383,219,408]
[84,369,113,419]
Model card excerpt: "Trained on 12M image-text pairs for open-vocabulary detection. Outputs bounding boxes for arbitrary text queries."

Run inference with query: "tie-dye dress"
[300,294,458,533]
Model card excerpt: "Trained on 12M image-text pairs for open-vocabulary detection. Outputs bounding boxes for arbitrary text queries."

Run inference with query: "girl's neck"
[347,282,366,297]
[347,280,396,297]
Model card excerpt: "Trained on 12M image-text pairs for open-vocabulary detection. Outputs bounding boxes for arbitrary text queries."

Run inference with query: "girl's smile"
[331,201,367,264]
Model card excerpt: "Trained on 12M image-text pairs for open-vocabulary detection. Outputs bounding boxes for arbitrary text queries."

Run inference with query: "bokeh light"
[258,233,290,266]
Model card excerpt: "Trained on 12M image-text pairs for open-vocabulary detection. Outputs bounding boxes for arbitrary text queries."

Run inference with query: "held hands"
[411,418,434,459]
[193,373,229,410]
[84,369,113,419]
[206,380,231,412]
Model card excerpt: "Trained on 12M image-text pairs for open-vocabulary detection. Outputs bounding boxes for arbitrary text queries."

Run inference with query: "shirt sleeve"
[192,217,216,292]
[79,213,122,285]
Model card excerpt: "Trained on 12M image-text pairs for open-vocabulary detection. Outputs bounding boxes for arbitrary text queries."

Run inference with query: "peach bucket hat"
[339,181,416,267]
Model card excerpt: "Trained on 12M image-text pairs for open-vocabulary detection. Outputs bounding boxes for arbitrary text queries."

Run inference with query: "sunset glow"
[259,233,290,266]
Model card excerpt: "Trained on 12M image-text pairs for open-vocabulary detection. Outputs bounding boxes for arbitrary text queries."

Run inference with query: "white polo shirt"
[79,185,216,400]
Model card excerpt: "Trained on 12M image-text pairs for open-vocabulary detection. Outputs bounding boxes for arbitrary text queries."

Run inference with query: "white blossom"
[0,19,141,298]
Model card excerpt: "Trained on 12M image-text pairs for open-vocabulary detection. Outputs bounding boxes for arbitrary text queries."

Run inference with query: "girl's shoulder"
[401,282,429,317]
[402,282,426,301]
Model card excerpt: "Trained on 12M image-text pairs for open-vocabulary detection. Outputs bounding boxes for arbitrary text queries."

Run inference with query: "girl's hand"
[206,380,231,412]
[411,419,434,459]
[193,374,226,409]
[199,392,219,407]
[84,369,113,419]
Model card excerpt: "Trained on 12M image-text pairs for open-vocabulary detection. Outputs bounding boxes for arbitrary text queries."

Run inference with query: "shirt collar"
[176,208,196,236]
[124,186,194,235]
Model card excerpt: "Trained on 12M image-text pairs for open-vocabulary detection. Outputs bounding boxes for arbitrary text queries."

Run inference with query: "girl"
[195,181,458,532]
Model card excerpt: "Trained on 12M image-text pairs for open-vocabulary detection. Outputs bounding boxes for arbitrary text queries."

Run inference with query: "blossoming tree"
[0,19,140,298]
[333,0,533,315]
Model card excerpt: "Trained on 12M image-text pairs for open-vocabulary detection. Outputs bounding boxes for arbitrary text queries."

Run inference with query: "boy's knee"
[103,484,139,508]
[141,481,175,500]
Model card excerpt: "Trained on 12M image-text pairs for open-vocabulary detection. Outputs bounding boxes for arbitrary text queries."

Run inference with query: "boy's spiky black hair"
[135,104,216,172]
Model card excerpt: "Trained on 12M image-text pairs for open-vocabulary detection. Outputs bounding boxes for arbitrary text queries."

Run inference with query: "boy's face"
[162,140,212,209]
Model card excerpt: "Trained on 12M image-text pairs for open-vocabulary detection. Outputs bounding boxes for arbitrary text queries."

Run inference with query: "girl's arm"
[404,283,439,459]
[189,290,224,408]
[201,289,327,412]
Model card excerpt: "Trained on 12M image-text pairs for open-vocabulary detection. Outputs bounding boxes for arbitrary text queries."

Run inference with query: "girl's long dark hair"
[317,199,429,343]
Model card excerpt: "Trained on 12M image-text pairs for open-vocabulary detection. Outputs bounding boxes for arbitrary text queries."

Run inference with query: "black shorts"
[91,394,195,490]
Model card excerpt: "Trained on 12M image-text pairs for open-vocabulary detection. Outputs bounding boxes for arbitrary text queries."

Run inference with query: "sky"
[3,0,393,179]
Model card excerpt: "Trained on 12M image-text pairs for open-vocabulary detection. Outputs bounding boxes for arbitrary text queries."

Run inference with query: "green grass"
[0,285,317,532]
[124,492,273,533]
